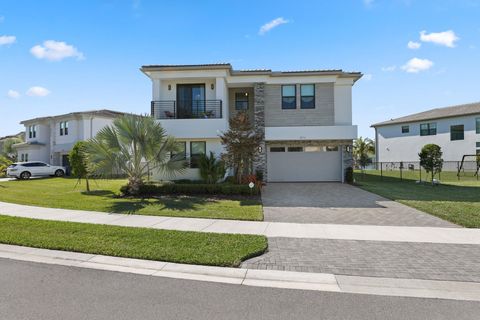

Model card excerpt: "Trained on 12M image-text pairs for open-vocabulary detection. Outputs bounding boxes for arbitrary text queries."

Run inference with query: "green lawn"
[0,215,267,267]
[0,178,263,221]
[354,171,480,228]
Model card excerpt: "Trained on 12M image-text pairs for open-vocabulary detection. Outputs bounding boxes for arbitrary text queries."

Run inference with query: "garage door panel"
[267,150,341,182]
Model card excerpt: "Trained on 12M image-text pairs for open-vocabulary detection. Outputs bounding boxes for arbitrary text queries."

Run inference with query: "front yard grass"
[0,215,267,267]
[0,178,263,221]
[354,172,480,228]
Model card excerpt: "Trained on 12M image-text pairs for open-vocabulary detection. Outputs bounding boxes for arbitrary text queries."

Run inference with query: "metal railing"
[151,100,222,120]
[354,161,480,182]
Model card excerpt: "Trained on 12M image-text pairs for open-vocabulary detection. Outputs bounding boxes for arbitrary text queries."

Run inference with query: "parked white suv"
[7,162,66,180]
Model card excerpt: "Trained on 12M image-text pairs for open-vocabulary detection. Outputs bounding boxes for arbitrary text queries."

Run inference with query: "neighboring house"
[141,63,361,182]
[372,102,480,163]
[0,132,25,155]
[13,110,125,169]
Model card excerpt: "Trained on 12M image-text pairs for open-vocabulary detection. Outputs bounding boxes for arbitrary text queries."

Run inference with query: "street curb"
[1,243,479,301]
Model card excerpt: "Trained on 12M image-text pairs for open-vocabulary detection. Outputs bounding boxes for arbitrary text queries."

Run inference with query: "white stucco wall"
[334,81,353,125]
[376,114,480,162]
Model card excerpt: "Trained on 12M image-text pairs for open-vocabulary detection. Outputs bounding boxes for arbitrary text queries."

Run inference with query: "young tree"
[419,144,443,185]
[199,152,226,184]
[69,141,91,192]
[2,137,22,161]
[85,115,186,195]
[219,112,263,184]
[353,137,375,171]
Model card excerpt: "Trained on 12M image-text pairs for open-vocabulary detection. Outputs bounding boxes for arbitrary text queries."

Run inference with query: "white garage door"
[267,146,342,182]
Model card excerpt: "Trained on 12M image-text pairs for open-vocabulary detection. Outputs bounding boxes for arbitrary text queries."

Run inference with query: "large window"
[287,146,303,152]
[270,147,285,152]
[190,141,206,168]
[300,84,315,109]
[420,123,436,136]
[60,121,69,136]
[281,85,296,109]
[476,118,480,134]
[28,125,36,139]
[235,92,249,110]
[401,125,409,133]
[450,125,464,141]
[171,142,186,160]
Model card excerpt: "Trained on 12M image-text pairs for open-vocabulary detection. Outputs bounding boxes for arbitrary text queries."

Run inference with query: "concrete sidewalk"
[1,243,480,302]
[1,201,480,244]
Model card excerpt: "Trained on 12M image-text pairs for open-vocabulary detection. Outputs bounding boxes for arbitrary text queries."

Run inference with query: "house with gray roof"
[13,109,125,170]
[372,102,480,163]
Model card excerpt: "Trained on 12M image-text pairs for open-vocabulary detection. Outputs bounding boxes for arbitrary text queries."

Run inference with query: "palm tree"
[86,115,186,194]
[199,151,226,184]
[353,137,375,171]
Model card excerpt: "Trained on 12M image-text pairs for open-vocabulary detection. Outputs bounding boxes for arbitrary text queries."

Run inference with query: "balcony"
[151,100,223,120]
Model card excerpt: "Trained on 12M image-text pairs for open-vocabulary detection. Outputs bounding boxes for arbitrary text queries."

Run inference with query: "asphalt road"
[1,258,479,320]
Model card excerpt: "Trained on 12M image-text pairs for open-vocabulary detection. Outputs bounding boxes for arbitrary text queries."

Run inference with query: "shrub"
[198,152,226,184]
[345,167,353,184]
[133,183,260,196]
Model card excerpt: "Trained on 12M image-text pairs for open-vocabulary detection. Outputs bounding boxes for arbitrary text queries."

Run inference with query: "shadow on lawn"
[356,173,480,203]
[108,196,212,214]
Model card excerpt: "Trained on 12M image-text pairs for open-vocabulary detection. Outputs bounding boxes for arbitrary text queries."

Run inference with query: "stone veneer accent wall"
[253,83,267,180]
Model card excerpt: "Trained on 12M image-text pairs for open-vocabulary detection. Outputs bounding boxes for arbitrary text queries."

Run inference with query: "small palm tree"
[85,115,186,194]
[199,152,226,184]
[353,137,375,171]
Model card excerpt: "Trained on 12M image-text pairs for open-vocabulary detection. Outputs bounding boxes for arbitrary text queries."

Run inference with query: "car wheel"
[20,171,31,180]
[54,169,65,177]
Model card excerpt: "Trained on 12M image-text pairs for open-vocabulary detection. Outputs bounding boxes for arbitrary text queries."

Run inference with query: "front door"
[177,84,205,118]
[62,154,71,175]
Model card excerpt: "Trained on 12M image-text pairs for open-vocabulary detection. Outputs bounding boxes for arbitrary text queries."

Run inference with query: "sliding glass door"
[177,84,205,118]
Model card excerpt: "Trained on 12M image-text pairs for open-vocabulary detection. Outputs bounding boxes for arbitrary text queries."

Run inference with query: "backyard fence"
[354,161,480,182]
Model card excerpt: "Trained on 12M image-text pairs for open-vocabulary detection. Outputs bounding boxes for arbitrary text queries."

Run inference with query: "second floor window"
[401,125,409,133]
[60,121,69,136]
[450,125,464,141]
[476,118,480,134]
[420,123,436,136]
[281,85,296,109]
[300,84,315,109]
[28,125,36,139]
[235,92,249,110]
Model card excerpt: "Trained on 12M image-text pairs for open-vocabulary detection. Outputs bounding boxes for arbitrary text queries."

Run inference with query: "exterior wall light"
[211,84,214,90]
[168,84,171,90]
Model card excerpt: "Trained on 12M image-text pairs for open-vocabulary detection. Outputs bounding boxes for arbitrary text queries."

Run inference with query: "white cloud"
[7,90,20,99]
[407,41,421,49]
[420,30,459,48]
[259,17,289,35]
[0,35,16,46]
[381,65,396,72]
[26,86,51,97]
[30,40,84,61]
[401,58,433,73]
[363,74,373,81]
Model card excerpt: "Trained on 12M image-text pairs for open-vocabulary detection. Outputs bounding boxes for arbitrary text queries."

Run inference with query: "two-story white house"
[13,109,125,170]
[141,63,361,182]
[372,102,480,163]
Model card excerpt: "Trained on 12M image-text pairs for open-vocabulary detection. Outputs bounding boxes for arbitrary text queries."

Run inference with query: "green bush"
[135,183,260,196]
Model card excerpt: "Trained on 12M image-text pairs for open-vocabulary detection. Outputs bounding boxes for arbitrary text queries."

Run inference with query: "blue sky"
[1,0,479,138]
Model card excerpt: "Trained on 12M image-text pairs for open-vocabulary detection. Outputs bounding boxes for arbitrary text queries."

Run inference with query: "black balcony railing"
[151,100,223,120]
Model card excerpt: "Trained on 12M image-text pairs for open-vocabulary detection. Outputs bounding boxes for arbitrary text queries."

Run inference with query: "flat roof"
[140,63,362,80]
[372,102,480,127]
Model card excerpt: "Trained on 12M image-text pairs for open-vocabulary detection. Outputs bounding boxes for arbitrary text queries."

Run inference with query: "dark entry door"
[62,154,71,176]
[177,84,205,118]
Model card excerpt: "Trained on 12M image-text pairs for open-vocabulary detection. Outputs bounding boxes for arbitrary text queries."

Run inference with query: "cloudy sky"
[1,0,479,137]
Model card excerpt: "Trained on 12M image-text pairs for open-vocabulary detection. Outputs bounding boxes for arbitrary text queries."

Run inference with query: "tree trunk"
[86,177,90,192]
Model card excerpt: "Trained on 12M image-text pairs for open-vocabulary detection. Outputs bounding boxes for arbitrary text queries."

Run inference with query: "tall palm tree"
[353,137,375,171]
[86,115,186,194]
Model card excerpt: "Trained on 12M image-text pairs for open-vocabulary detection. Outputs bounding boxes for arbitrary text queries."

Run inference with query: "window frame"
[171,141,187,160]
[189,141,206,169]
[420,122,437,136]
[234,92,249,110]
[476,118,480,134]
[287,146,304,152]
[300,84,315,109]
[29,125,37,139]
[450,124,464,141]
[281,85,296,109]
[401,125,409,134]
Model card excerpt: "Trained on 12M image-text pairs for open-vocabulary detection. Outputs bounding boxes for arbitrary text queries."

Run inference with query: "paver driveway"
[262,182,456,227]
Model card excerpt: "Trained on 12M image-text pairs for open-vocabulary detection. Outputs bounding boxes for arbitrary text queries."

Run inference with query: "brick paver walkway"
[262,183,457,227]
[242,238,480,282]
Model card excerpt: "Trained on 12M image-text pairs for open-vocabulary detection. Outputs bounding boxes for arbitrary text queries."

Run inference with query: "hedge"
[136,183,261,196]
